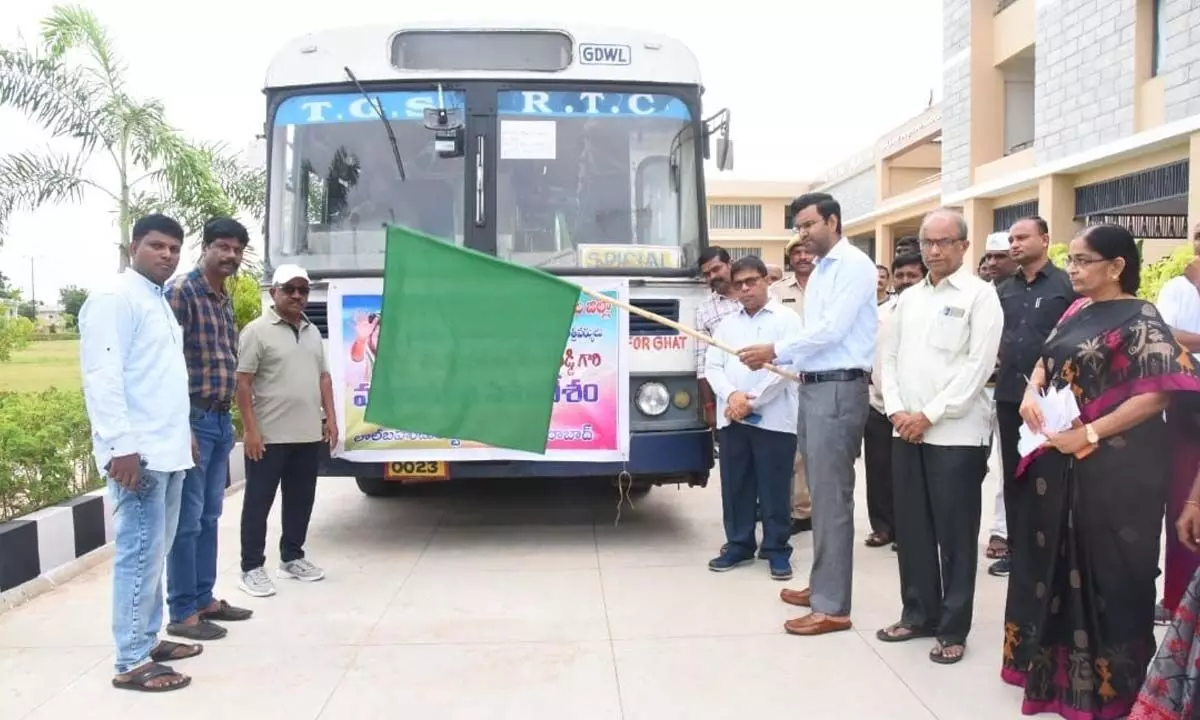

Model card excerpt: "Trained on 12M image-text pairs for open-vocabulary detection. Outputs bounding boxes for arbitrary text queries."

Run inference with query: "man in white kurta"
[878,210,1003,665]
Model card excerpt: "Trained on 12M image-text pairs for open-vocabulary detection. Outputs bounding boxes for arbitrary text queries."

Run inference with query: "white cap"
[272,264,310,286]
[984,232,1010,254]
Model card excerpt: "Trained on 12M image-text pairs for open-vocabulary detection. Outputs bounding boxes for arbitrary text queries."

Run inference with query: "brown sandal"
[985,535,1009,560]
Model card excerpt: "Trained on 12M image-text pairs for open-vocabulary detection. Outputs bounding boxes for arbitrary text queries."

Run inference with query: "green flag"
[363,225,583,454]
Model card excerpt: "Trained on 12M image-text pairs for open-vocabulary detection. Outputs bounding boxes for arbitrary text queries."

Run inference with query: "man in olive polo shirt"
[235,264,338,598]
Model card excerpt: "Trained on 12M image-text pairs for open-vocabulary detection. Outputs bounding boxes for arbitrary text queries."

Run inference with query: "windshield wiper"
[344,66,406,182]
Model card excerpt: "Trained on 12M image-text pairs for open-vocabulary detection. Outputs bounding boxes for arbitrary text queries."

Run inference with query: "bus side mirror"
[716,138,734,172]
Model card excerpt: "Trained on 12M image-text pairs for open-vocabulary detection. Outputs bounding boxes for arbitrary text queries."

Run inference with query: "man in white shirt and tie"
[705,256,805,582]
[878,209,1003,666]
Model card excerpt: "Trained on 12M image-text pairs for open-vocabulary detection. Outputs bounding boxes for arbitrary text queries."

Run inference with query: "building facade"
[810,0,1200,265]
[704,179,815,267]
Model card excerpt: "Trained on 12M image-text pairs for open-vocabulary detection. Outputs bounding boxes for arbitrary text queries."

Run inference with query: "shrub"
[1139,244,1194,302]
[0,390,99,522]
[230,272,262,331]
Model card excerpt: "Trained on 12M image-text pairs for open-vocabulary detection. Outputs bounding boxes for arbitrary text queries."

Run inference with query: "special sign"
[579,244,683,270]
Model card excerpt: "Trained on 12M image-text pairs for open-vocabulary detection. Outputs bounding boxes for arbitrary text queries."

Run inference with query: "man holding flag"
[738,192,878,637]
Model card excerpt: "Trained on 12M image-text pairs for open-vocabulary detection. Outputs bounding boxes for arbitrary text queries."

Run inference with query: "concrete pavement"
[0,463,1031,719]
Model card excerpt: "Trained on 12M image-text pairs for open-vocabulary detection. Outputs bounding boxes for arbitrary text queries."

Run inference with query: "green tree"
[16,301,36,321]
[229,271,263,330]
[0,271,20,300]
[0,5,265,267]
[57,284,87,328]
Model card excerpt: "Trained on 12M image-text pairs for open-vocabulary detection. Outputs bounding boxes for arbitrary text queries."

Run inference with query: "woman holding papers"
[1000,224,1200,719]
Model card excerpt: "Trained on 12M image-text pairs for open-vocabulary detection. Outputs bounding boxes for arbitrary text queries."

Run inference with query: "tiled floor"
[0,463,1036,719]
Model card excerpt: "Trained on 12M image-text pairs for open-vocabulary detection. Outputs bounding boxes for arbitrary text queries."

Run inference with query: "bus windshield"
[267,86,701,274]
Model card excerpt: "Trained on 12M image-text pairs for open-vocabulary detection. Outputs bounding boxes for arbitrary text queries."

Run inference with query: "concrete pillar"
[962,197,995,268]
[874,222,895,263]
[1189,133,1200,232]
[1038,174,1079,246]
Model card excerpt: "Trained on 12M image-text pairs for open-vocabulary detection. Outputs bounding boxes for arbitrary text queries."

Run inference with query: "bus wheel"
[355,477,401,497]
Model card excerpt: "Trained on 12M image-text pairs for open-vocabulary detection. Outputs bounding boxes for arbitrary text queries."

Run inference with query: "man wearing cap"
[982,232,1018,284]
[980,230,1018,572]
[769,235,815,535]
[235,264,338,598]
[164,218,254,642]
[988,217,1075,578]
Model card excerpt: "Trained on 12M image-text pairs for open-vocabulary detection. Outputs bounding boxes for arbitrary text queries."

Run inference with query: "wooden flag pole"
[577,286,801,382]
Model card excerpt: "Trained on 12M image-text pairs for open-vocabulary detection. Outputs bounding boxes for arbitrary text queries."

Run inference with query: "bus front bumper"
[318,428,714,486]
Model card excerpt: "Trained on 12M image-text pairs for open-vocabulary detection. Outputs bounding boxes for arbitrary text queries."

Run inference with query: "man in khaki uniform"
[769,236,816,534]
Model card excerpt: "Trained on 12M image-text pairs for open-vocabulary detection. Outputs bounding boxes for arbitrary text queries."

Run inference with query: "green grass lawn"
[0,340,81,393]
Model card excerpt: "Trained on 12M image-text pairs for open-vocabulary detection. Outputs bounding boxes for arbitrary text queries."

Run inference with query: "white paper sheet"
[1017,386,1082,457]
[500,120,557,160]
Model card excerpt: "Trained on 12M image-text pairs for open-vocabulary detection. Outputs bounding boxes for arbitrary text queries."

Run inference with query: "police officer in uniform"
[769,235,816,535]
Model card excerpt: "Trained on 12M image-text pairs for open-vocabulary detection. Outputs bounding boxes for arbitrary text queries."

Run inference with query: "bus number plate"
[384,461,449,483]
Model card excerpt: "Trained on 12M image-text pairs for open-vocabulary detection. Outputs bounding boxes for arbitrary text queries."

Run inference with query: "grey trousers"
[796,378,870,616]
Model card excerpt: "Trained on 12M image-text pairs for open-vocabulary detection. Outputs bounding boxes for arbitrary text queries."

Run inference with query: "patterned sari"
[1130,566,1200,719]
[1000,298,1200,720]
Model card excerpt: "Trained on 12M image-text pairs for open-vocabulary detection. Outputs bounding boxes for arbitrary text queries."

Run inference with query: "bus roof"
[265,22,703,90]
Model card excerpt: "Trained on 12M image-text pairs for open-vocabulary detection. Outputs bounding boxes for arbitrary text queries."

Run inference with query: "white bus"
[263,22,735,496]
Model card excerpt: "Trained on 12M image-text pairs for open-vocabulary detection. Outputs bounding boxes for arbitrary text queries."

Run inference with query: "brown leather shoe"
[784,613,852,636]
[780,587,811,607]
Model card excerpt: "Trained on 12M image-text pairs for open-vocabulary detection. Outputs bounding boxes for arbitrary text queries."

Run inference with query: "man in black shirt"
[989,216,1078,577]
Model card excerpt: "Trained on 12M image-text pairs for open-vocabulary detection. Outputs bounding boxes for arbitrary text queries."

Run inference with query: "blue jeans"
[167,408,233,623]
[110,468,184,674]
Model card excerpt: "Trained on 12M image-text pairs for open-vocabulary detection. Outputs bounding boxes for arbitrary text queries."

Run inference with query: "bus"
[262,22,735,497]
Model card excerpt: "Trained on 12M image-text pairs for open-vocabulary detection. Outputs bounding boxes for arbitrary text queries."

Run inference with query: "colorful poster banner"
[326,277,630,463]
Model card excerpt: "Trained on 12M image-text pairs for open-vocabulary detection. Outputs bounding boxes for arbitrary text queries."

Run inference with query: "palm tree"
[0,5,264,268]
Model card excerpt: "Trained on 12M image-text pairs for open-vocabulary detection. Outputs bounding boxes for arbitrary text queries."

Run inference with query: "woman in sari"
[1130,462,1200,719]
[1000,224,1200,719]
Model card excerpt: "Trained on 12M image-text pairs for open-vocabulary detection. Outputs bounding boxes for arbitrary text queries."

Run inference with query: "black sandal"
[150,640,203,662]
[875,622,933,643]
[199,599,253,622]
[111,662,191,693]
[929,639,966,664]
[166,619,227,641]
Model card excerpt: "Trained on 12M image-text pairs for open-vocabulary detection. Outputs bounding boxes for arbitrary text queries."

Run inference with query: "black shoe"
[987,557,1011,577]
[790,518,812,535]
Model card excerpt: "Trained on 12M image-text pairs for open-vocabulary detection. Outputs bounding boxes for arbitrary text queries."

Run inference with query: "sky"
[0,0,943,304]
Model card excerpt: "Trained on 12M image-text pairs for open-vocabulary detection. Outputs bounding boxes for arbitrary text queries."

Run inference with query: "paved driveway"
[0,464,1032,719]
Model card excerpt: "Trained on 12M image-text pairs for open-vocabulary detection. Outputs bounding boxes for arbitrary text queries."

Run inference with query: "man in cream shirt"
[878,209,1003,666]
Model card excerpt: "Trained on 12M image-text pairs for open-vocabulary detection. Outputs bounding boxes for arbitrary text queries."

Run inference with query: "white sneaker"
[239,566,276,597]
[278,558,325,582]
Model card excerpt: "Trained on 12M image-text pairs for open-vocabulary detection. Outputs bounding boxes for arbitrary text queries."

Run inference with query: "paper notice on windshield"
[500,120,557,160]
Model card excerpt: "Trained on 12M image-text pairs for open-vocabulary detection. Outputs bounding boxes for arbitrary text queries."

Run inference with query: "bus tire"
[355,476,400,497]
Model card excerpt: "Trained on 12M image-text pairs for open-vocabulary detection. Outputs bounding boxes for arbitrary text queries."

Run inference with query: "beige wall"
[705,179,812,268]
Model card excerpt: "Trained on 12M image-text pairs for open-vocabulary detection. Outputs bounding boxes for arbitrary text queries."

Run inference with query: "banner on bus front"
[326,277,630,463]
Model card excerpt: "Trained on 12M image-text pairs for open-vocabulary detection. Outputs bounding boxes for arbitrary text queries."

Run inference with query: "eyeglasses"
[279,284,310,296]
[1065,256,1107,268]
[731,277,762,289]
[919,237,962,250]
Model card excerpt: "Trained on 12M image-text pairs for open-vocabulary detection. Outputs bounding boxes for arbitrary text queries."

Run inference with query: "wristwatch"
[1084,423,1099,444]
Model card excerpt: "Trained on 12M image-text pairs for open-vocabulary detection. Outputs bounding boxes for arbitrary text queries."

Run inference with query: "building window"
[1152,0,1165,77]
[727,247,761,261]
[708,204,762,230]
[783,206,795,230]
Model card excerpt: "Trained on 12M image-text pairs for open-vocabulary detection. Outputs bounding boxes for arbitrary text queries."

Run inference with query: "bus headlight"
[635,382,670,416]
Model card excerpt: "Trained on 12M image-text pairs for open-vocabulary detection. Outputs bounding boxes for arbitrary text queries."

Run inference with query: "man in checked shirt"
[696,247,743,430]
[164,218,254,641]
